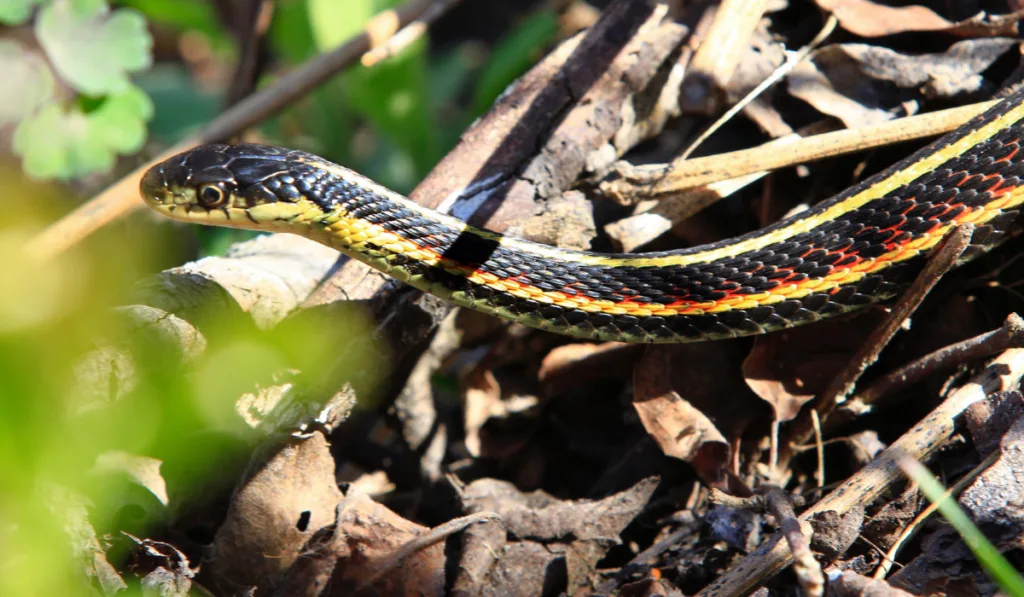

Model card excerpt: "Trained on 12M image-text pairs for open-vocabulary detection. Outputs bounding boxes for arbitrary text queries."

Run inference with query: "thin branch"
[765,487,823,597]
[849,312,1024,412]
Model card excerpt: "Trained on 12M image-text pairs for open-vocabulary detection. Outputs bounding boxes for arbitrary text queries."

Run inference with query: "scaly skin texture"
[140,91,1024,343]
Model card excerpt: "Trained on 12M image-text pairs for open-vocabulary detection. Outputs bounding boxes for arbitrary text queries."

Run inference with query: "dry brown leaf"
[941,11,1024,38]
[537,342,642,395]
[816,0,953,37]
[743,312,883,422]
[463,367,539,459]
[633,347,727,464]
[207,433,343,594]
[633,345,765,486]
[455,476,659,596]
[789,39,1021,128]
[464,368,502,458]
[817,1,1024,38]
[276,492,446,597]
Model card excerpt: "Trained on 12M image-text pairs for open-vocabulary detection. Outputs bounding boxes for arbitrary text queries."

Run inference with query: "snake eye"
[198,183,228,207]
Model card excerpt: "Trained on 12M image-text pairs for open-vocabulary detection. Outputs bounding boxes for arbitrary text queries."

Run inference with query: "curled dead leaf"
[208,433,343,594]
[817,1,1024,38]
[537,342,642,395]
[276,492,446,597]
[463,366,539,459]
[456,476,658,595]
[743,313,882,422]
[633,345,765,487]
[789,39,1020,128]
[816,0,952,37]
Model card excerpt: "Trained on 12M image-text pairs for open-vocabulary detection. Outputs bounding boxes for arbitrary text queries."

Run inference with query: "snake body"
[140,90,1024,343]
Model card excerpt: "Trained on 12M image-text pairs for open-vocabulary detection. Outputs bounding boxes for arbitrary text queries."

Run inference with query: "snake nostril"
[139,167,167,202]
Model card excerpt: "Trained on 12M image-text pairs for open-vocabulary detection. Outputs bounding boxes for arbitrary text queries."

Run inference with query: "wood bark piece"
[680,0,770,113]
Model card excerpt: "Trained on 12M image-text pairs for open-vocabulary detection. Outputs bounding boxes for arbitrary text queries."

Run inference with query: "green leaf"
[306,0,372,51]
[345,35,438,181]
[13,85,153,180]
[0,0,43,25]
[0,40,55,126]
[36,0,153,96]
[305,0,399,52]
[135,64,220,143]
[473,10,558,114]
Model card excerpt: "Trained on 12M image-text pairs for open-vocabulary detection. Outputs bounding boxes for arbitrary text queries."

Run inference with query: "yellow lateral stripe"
[306,98,1024,270]
[313,194,1024,317]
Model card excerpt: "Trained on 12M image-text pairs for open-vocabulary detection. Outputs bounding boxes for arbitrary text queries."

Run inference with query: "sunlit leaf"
[268,0,318,62]
[306,0,373,51]
[345,36,438,181]
[12,84,153,179]
[0,40,54,126]
[36,0,152,96]
[0,0,43,25]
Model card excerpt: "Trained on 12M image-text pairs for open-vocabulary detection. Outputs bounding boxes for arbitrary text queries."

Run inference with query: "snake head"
[140,143,330,229]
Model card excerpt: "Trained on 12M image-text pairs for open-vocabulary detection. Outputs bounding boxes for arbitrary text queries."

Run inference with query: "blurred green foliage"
[0,0,560,594]
[2,0,153,179]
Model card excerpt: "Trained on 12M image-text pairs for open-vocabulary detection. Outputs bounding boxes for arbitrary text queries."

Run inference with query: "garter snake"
[140,90,1024,344]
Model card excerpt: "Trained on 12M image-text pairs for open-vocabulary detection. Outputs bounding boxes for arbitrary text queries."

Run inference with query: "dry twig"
[765,487,823,597]
[599,100,995,203]
[850,313,1024,412]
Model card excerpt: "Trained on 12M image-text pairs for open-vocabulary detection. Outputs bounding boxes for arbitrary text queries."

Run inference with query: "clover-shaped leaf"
[36,0,152,96]
[13,84,153,180]
[0,40,54,126]
[0,0,44,25]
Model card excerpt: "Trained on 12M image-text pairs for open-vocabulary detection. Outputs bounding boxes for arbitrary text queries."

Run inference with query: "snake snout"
[140,166,169,205]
